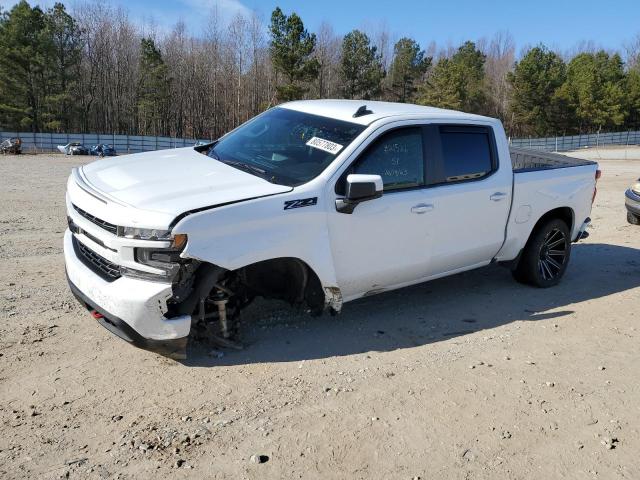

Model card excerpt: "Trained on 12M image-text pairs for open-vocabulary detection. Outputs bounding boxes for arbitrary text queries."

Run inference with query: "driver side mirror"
[335,174,383,214]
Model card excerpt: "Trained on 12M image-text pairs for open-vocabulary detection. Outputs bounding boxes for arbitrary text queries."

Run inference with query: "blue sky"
[2,0,639,55]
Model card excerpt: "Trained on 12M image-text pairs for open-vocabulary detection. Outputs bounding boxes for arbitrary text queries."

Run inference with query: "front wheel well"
[233,257,326,314]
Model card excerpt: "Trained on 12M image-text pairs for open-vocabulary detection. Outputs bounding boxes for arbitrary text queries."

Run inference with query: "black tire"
[628,212,640,225]
[512,218,571,288]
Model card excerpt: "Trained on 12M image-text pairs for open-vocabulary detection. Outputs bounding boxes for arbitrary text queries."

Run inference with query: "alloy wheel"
[538,228,567,281]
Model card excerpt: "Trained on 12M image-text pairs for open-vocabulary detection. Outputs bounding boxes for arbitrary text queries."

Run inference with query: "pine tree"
[340,30,384,100]
[269,7,318,101]
[0,1,49,131]
[137,38,170,136]
[556,51,626,132]
[388,38,430,103]
[417,41,486,113]
[507,45,567,136]
[626,68,640,130]
[43,2,82,131]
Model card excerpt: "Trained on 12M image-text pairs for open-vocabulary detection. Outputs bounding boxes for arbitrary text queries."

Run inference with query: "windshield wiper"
[209,149,280,184]
[222,159,267,176]
[221,159,283,184]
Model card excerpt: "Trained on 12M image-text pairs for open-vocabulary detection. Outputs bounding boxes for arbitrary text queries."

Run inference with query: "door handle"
[490,192,508,201]
[411,203,434,214]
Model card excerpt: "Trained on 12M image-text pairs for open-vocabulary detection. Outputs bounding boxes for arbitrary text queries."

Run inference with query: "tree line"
[1,1,640,139]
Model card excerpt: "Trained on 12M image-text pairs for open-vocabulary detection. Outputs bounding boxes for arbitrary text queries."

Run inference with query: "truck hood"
[80,147,292,216]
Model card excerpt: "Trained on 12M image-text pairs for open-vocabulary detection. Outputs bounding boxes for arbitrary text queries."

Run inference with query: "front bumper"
[625,188,640,216]
[64,229,191,356]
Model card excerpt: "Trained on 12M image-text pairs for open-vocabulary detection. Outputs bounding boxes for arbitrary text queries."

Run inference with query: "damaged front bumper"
[64,229,191,358]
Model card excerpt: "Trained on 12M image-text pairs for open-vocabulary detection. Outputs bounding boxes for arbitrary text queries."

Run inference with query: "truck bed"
[510,147,596,173]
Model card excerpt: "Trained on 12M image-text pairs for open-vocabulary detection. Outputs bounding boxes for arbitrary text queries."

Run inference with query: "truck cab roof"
[280,99,494,126]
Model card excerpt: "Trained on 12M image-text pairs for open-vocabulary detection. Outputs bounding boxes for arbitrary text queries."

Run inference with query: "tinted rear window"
[440,128,493,182]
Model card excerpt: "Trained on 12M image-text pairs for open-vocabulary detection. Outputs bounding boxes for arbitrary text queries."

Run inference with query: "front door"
[326,126,434,300]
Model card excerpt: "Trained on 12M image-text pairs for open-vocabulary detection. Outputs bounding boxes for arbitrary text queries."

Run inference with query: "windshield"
[207,107,366,186]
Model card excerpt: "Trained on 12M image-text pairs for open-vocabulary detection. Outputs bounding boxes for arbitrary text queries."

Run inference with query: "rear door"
[422,124,512,275]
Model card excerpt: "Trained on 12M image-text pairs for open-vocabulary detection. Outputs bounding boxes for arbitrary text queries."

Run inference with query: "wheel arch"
[501,206,575,270]
[532,206,575,236]
[223,256,335,314]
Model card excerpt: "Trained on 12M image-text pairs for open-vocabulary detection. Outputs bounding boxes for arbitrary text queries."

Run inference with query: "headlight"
[119,233,189,282]
[120,248,183,282]
[632,182,640,195]
[120,227,187,249]
[121,226,172,241]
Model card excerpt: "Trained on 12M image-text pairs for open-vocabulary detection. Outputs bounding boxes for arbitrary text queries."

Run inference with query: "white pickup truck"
[64,100,600,357]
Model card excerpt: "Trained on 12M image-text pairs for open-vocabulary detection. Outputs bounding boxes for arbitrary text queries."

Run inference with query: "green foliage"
[556,51,626,131]
[626,68,640,129]
[507,46,568,136]
[0,1,48,131]
[269,7,319,101]
[0,1,81,132]
[137,37,170,135]
[1,2,639,137]
[340,30,384,99]
[417,41,486,113]
[388,37,431,103]
[42,2,82,131]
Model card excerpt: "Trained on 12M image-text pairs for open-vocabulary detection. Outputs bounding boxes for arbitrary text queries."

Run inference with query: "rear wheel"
[628,211,640,225]
[512,219,571,288]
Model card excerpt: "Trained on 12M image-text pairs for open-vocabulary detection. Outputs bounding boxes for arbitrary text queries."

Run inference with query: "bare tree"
[481,31,515,125]
[624,33,640,69]
[314,21,341,98]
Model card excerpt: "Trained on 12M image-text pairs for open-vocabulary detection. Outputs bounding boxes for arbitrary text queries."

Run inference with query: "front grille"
[72,236,121,282]
[73,204,118,235]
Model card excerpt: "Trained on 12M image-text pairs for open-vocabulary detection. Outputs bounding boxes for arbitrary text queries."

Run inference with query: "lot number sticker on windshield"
[306,137,343,154]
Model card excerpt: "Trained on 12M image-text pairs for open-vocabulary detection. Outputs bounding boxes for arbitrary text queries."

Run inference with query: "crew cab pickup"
[64,100,599,357]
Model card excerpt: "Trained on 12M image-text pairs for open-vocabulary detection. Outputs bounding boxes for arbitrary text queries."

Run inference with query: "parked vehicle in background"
[0,137,22,154]
[63,100,600,358]
[57,142,89,155]
[626,178,640,225]
[90,144,117,157]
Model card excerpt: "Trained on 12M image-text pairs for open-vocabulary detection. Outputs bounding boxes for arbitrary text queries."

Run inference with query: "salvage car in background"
[0,137,22,154]
[626,178,640,225]
[90,144,117,157]
[57,142,89,155]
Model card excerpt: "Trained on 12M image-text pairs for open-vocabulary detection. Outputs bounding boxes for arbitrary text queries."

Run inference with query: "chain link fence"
[2,129,640,155]
[509,130,640,152]
[0,131,213,154]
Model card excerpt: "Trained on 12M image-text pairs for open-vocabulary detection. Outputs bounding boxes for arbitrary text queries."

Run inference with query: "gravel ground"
[0,150,639,479]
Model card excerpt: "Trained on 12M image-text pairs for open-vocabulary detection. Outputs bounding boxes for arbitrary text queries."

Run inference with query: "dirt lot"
[0,149,639,479]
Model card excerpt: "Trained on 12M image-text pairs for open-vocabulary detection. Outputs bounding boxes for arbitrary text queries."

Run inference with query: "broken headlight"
[120,234,189,282]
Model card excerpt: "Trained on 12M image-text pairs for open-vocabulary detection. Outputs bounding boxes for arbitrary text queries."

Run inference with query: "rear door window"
[435,126,495,183]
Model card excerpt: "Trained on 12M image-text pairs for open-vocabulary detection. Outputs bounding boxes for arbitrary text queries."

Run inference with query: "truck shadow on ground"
[182,242,639,367]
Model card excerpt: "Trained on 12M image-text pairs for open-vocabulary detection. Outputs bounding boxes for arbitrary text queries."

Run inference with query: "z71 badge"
[284,197,318,210]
